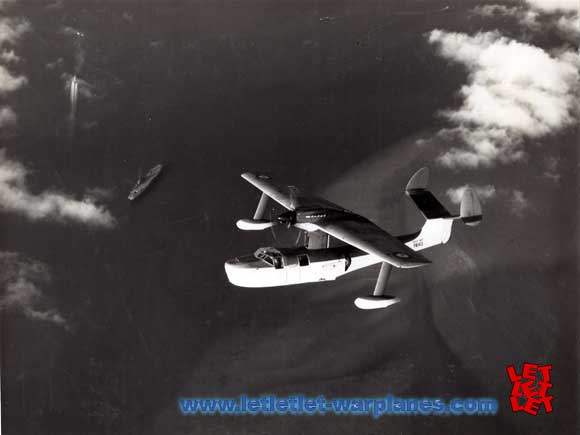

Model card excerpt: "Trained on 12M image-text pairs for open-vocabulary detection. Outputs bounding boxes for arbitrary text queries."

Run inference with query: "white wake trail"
[69,75,78,122]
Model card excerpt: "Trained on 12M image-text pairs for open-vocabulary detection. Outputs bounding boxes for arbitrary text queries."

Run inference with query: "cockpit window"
[254,247,283,269]
[255,252,273,266]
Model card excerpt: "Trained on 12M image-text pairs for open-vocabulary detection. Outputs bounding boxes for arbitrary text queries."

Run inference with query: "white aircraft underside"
[225,248,377,288]
[225,168,482,309]
[225,222,449,288]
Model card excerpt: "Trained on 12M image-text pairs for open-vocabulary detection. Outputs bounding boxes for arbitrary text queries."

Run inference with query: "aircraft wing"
[241,173,345,211]
[315,215,431,268]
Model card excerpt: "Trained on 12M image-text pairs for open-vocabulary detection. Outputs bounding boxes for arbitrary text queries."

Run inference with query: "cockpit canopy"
[254,247,283,269]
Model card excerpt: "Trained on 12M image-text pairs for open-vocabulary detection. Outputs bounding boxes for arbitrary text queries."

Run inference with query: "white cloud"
[0,105,16,126]
[472,5,541,30]
[525,0,578,12]
[0,49,19,63]
[472,5,514,17]
[474,3,579,40]
[84,186,114,201]
[0,12,29,138]
[0,149,116,227]
[428,30,580,168]
[446,184,497,204]
[555,14,579,38]
[446,185,530,218]
[0,17,30,47]
[0,64,26,93]
[437,126,525,168]
[0,18,30,95]
[0,252,67,328]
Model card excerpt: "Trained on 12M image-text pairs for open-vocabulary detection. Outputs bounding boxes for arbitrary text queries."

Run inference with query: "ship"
[128,164,163,200]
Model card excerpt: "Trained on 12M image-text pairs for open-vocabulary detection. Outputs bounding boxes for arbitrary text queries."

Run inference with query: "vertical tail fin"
[403,168,482,251]
[459,187,482,226]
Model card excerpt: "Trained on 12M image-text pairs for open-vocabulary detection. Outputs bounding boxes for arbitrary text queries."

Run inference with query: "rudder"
[460,187,482,226]
[403,168,482,251]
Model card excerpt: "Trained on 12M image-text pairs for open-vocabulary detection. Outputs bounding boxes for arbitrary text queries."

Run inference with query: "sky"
[1,1,579,434]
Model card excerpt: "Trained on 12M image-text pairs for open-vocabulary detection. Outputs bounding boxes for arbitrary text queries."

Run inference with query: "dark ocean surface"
[2,1,578,434]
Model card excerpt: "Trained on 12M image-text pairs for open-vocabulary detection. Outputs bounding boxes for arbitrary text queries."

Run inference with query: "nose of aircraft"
[224,258,239,276]
[225,257,240,266]
[224,257,250,287]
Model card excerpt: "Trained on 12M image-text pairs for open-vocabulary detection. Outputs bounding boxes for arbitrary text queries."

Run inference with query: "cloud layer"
[0,63,26,93]
[0,17,30,45]
[446,184,497,204]
[473,3,579,40]
[0,149,116,227]
[472,5,540,30]
[428,30,579,168]
[525,0,577,12]
[0,16,30,118]
[0,252,67,327]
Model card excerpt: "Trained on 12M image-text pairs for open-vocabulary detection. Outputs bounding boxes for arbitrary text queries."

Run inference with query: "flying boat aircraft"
[225,168,482,309]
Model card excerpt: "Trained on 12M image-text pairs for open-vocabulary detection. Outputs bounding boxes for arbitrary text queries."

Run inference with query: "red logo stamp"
[506,363,553,415]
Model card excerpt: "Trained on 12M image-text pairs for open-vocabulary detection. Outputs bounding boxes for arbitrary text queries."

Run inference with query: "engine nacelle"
[236,218,274,231]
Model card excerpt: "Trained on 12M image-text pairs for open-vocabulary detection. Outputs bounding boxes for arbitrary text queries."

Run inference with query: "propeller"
[265,205,306,247]
[240,185,305,244]
[294,230,305,246]
[288,185,299,210]
[276,210,296,228]
[269,206,279,241]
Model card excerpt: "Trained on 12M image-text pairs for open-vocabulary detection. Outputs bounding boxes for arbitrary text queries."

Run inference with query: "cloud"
[446,185,530,218]
[508,190,529,217]
[446,184,497,204]
[525,0,577,12]
[436,126,525,168]
[0,18,30,93]
[0,105,16,126]
[84,186,114,201]
[0,64,26,93]
[0,49,19,63]
[0,149,116,227]
[555,14,579,38]
[0,18,30,95]
[0,252,67,327]
[472,5,540,30]
[473,3,579,40]
[0,17,30,47]
[428,30,579,168]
